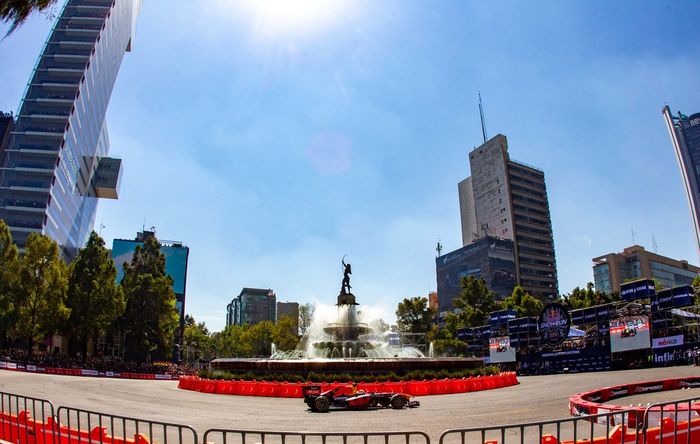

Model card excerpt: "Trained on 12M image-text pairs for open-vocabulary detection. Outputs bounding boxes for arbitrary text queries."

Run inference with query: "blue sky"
[2,1,700,331]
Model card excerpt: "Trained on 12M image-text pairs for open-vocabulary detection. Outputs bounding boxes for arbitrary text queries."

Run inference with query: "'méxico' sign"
[652,335,684,349]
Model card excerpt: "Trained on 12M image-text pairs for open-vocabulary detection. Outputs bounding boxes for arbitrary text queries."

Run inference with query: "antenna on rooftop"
[479,92,488,143]
[631,227,636,245]
[436,241,443,258]
[652,235,658,253]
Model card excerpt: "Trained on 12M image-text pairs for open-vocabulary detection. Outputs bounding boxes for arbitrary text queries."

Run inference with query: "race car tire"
[390,395,406,410]
[314,396,330,413]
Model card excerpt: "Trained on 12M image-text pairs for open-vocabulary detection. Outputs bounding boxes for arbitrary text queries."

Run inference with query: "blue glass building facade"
[0,0,141,259]
[663,106,700,259]
[112,231,190,332]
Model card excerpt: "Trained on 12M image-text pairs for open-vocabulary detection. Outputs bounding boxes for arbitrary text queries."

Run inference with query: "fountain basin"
[210,357,483,377]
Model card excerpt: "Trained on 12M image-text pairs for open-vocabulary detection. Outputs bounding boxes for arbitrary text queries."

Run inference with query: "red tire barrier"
[176,372,518,398]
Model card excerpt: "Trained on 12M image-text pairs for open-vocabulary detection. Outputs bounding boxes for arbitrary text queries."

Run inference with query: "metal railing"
[55,406,198,444]
[203,429,431,444]
[0,391,55,444]
[640,395,700,444]
[438,409,643,444]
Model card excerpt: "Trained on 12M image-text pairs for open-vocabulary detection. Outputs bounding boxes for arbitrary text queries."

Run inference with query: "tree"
[119,237,179,362]
[561,282,617,309]
[273,315,300,351]
[214,324,249,357]
[66,232,125,361]
[372,318,390,333]
[0,220,19,345]
[298,303,314,336]
[13,233,69,359]
[452,276,498,327]
[1,0,59,36]
[183,315,213,363]
[241,321,275,357]
[395,297,435,333]
[693,276,700,305]
[502,285,544,318]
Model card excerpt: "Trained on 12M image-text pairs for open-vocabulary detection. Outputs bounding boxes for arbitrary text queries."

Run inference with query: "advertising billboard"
[652,286,693,311]
[609,316,651,353]
[489,336,516,363]
[490,309,516,326]
[620,279,655,301]
[538,303,571,346]
[652,335,684,349]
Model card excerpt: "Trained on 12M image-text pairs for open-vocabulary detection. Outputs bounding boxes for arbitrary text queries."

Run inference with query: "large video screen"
[489,336,516,363]
[609,316,651,353]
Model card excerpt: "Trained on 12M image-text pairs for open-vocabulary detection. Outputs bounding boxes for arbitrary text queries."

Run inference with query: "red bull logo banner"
[538,303,571,346]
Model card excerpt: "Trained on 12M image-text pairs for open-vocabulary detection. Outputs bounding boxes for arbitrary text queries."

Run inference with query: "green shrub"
[200,365,503,383]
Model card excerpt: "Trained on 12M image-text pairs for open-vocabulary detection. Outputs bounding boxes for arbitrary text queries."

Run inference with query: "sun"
[235,0,352,37]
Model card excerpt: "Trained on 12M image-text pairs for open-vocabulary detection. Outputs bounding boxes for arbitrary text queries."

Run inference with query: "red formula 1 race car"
[303,385,420,412]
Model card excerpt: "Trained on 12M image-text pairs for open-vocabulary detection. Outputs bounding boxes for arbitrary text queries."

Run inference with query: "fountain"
[210,259,482,378]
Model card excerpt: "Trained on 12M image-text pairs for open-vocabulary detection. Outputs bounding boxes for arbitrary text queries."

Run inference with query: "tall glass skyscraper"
[0,0,142,260]
[663,106,700,259]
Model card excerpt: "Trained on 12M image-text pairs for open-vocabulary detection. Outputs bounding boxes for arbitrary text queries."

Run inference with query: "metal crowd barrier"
[202,429,431,444]
[3,390,700,444]
[640,395,700,444]
[55,406,199,444]
[0,391,55,444]
[438,409,643,444]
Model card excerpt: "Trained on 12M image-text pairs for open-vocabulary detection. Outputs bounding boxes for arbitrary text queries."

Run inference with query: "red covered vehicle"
[303,385,420,412]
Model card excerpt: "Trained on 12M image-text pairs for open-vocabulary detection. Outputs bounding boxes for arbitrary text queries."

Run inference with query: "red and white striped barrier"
[0,361,180,381]
[569,376,700,426]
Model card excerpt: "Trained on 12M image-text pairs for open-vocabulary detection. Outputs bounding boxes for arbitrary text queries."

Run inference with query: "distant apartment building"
[435,236,516,317]
[226,288,276,326]
[663,106,700,259]
[592,245,700,294]
[276,301,299,322]
[276,301,299,334]
[428,291,438,314]
[458,134,558,299]
[112,230,190,332]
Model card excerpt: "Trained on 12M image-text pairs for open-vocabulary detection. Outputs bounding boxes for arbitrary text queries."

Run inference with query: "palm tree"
[1,0,59,36]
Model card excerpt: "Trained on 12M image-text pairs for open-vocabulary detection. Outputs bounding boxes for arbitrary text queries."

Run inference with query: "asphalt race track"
[1,366,699,439]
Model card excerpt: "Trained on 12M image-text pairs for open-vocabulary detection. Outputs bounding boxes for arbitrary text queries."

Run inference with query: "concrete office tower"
[458,134,558,299]
[662,106,700,259]
[227,288,277,326]
[593,245,700,294]
[0,0,142,260]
